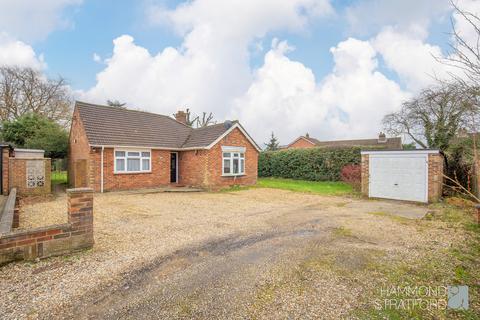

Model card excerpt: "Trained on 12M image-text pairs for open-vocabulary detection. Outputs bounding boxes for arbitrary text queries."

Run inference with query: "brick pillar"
[67,188,94,245]
[361,154,369,197]
[2,147,10,195]
[12,196,20,228]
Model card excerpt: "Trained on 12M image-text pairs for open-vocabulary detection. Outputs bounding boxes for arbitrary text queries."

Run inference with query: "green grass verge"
[51,171,67,186]
[257,178,354,196]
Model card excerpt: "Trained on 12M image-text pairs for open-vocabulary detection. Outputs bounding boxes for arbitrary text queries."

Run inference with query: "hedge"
[258,147,363,181]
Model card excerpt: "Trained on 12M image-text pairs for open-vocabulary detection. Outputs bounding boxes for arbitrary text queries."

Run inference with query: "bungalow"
[68,101,261,192]
[284,132,402,150]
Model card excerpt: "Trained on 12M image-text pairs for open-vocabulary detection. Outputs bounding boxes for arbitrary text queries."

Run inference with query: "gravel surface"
[0,189,463,319]
[17,196,67,229]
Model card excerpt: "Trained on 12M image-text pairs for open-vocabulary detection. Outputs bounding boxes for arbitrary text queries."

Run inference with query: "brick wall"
[179,127,258,189]
[178,149,209,186]
[9,158,51,196]
[87,148,171,192]
[2,147,10,195]
[360,154,369,197]
[0,188,94,265]
[69,116,258,191]
[287,138,316,149]
[428,153,444,202]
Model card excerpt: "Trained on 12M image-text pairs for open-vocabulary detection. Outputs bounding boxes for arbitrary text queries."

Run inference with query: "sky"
[0,0,479,146]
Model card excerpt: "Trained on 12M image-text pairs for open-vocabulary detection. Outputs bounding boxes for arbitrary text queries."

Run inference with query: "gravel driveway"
[0,189,462,319]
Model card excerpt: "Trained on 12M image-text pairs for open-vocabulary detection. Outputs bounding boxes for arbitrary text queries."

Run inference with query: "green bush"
[258,147,363,181]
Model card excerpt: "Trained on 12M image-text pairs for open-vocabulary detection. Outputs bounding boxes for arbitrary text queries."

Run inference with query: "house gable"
[287,137,317,149]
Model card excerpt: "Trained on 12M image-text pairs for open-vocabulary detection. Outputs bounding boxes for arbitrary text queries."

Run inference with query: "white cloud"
[232,38,408,143]
[82,0,334,115]
[0,0,82,42]
[346,0,450,37]
[372,27,451,91]
[452,0,480,46]
[0,32,46,69]
[93,53,101,63]
[82,0,479,146]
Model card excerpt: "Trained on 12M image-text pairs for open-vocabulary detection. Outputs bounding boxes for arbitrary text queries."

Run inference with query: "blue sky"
[33,0,451,90]
[0,0,472,144]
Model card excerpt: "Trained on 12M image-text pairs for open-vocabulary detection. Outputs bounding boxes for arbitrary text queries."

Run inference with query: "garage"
[360,150,443,203]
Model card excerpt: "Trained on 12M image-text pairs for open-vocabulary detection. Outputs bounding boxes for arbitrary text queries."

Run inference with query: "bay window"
[115,150,151,173]
[222,146,245,176]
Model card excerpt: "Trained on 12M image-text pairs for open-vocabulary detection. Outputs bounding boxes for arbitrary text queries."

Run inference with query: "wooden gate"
[74,159,88,188]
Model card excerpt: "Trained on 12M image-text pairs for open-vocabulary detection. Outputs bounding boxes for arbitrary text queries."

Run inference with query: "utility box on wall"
[9,158,51,196]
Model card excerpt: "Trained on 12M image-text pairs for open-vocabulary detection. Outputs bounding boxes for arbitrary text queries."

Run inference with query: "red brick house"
[284,133,402,150]
[68,101,261,192]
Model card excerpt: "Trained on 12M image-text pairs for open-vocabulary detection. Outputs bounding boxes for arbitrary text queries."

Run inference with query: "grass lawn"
[51,171,67,186]
[257,177,354,195]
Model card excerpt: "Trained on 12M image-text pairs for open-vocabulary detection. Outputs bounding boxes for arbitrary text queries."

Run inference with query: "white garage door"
[369,154,428,203]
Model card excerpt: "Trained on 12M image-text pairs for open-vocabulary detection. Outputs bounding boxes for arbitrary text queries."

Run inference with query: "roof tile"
[75,101,231,149]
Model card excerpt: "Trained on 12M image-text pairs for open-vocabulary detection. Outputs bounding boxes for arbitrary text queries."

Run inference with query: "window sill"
[221,174,246,177]
[114,171,152,175]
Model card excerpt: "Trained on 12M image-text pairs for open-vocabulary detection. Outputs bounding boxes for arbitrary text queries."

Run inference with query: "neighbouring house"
[284,133,402,150]
[68,101,261,192]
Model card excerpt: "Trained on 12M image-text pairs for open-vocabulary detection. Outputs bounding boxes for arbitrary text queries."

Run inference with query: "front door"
[170,153,177,183]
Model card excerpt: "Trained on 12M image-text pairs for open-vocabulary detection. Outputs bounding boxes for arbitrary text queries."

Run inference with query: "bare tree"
[195,111,216,128]
[438,1,480,84]
[0,66,72,125]
[383,82,470,151]
[434,1,480,199]
[175,108,216,128]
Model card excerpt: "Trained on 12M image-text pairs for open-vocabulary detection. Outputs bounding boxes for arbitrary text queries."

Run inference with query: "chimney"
[305,133,310,138]
[378,132,387,143]
[175,110,188,125]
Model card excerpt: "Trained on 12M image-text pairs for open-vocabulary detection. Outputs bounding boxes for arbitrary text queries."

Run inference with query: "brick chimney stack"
[175,110,188,125]
[378,132,387,143]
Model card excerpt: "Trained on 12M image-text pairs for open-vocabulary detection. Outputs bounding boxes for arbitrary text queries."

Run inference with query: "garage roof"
[361,149,440,155]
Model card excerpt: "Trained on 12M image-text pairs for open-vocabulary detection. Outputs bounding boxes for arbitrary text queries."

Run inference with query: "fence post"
[476,204,480,225]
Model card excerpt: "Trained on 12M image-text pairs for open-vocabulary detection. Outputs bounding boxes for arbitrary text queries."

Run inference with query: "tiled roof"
[314,137,402,149]
[75,101,245,149]
[182,122,233,148]
[289,136,402,149]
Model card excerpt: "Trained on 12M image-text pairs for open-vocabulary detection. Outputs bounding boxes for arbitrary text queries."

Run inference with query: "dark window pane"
[128,152,140,157]
[223,159,230,174]
[233,158,239,174]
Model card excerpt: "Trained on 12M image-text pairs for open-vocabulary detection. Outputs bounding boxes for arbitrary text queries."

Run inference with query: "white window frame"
[221,146,246,176]
[114,148,152,174]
